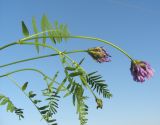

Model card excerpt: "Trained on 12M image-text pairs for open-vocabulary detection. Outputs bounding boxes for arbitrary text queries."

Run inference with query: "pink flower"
[130,60,154,82]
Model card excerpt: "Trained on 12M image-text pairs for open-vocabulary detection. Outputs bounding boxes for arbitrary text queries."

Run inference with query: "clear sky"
[0,0,160,125]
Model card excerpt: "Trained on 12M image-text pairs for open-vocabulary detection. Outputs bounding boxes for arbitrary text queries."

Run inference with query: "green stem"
[70,35,134,61]
[0,68,46,78]
[0,50,87,68]
[0,42,17,51]
[0,34,133,99]
[23,35,134,61]
[86,83,97,99]
[7,75,50,125]
[17,42,98,99]
[18,42,77,65]
[1,38,99,103]
[0,33,133,61]
[0,68,68,91]
[20,35,133,61]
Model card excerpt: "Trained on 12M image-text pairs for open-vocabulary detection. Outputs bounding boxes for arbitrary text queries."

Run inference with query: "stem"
[17,42,77,65]
[0,42,17,51]
[0,68,46,78]
[22,35,134,61]
[20,35,133,61]
[1,37,99,104]
[0,68,68,91]
[21,30,54,41]
[0,33,133,61]
[7,75,50,125]
[86,83,97,99]
[0,33,133,100]
[17,42,98,99]
[0,50,87,68]
[70,35,134,61]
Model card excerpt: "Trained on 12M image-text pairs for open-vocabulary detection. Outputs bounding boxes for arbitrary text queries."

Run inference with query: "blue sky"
[0,0,160,125]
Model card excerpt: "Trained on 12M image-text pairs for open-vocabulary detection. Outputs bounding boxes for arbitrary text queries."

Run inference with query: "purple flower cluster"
[88,47,154,83]
[88,47,111,63]
[130,60,154,82]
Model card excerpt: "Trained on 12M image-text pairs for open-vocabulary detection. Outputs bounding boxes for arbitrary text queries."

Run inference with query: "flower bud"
[88,47,111,63]
[96,98,103,109]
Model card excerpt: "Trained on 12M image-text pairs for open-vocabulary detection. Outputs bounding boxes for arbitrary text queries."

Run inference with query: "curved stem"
[7,75,50,125]
[22,35,134,61]
[0,42,17,51]
[0,50,87,68]
[0,33,132,99]
[0,68,68,91]
[16,42,99,99]
[0,39,99,101]
[0,68,46,78]
[20,35,133,61]
[70,35,134,61]
[0,33,133,61]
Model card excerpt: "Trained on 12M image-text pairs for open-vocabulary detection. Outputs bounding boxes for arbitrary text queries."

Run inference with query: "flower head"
[130,60,154,82]
[88,47,111,63]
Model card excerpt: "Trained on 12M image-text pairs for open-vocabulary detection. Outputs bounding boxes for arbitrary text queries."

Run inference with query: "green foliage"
[73,85,88,125]
[41,15,47,45]
[1,15,116,125]
[14,108,24,120]
[21,15,70,53]
[21,82,28,91]
[86,71,112,98]
[69,71,84,77]
[27,86,60,125]
[56,77,67,94]
[78,58,85,66]
[63,78,77,98]
[43,89,60,114]
[32,17,39,53]
[0,94,24,119]
[68,83,88,125]
[63,70,88,125]
[21,21,29,37]
[78,101,88,125]
[28,91,36,98]
[65,66,76,71]
[41,15,70,43]
[48,71,59,92]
